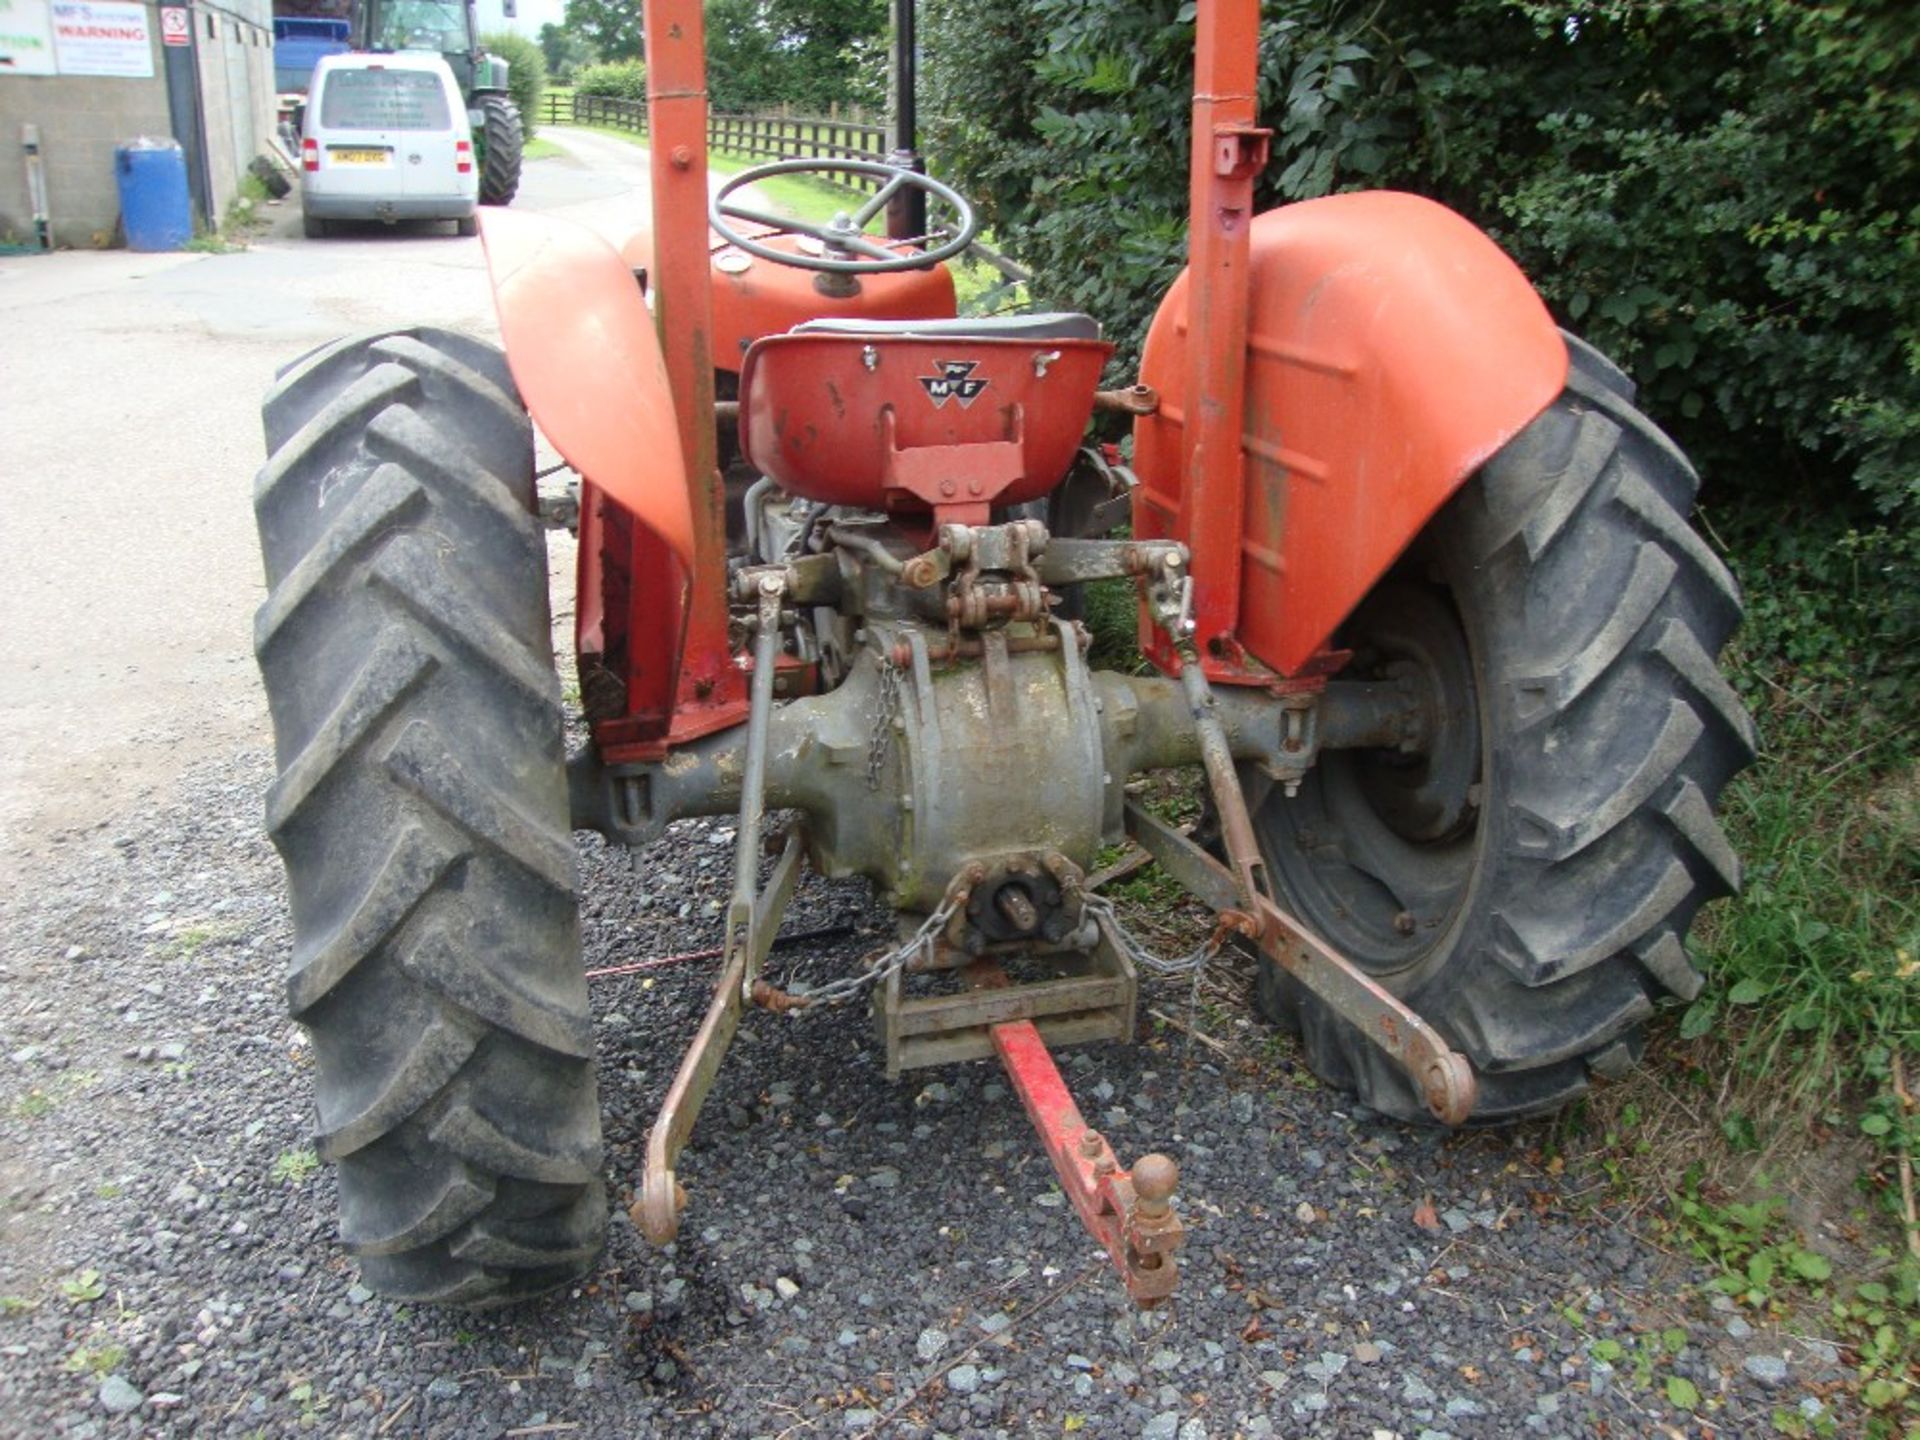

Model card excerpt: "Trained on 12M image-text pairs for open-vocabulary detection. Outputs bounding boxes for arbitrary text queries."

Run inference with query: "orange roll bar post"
[633,0,748,754]
[1179,0,1270,682]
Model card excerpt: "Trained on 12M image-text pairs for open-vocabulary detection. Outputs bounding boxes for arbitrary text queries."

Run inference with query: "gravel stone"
[0,732,1784,1439]
[97,1376,142,1414]
[1743,1354,1790,1387]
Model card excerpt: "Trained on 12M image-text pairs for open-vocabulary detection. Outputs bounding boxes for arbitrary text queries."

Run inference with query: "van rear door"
[312,64,455,202]
[397,69,468,202]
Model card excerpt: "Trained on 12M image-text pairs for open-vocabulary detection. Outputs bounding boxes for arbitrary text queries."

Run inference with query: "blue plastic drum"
[115,138,193,252]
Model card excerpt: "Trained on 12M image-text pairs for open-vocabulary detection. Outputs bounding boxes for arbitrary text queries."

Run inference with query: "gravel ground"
[0,747,1851,1439]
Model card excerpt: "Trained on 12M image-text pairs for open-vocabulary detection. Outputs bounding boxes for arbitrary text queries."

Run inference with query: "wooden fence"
[541,92,890,191]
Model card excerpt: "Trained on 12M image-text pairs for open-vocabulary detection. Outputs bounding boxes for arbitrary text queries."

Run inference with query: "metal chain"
[780,896,962,1009]
[865,656,902,790]
[1079,893,1220,977]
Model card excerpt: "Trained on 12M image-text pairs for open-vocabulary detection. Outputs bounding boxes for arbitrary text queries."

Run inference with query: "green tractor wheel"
[475,93,524,207]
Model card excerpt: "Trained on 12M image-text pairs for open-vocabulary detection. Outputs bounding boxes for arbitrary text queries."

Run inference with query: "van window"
[320,69,453,131]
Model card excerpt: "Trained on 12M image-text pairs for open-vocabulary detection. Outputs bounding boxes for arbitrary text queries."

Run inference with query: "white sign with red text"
[51,0,152,77]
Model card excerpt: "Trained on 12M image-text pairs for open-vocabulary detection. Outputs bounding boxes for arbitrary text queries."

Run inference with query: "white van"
[300,52,479,238]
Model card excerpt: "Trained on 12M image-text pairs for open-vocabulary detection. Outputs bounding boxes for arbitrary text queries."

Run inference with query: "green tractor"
[352,0,525,205]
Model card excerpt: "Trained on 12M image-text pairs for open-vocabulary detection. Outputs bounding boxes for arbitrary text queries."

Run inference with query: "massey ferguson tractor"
[251,0,1753,1306]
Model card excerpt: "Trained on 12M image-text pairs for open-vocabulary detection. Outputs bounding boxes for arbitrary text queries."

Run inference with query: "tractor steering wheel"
[708,159,979,275]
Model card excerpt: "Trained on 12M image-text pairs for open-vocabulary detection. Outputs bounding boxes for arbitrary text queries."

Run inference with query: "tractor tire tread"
[252,325,603,1305]
[1257,339,1753,1122]
[477,95,524,207]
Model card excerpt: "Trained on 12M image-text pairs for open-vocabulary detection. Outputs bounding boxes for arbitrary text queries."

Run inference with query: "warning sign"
[50,0,152,77]
[0,0,59,75]
[160,5,187,46]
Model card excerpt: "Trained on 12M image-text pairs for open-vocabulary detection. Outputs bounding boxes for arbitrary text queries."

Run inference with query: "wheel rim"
[1258,577,1485,977]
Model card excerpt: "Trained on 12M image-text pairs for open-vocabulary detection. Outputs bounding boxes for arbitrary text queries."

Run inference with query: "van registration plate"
[329,148,390,165]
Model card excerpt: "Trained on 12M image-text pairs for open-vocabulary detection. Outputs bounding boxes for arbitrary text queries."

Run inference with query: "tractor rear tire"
[477,94,524,207]
[1253,337,1755,1122]
[252,327,604,1304]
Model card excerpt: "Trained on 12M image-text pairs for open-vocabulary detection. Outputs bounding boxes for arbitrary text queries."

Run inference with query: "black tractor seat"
[791,312,1102,343]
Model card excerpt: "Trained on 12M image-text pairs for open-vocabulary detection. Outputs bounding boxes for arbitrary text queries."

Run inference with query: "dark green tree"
[563,0,644,62]
[537,20,598,81]
[705,0,887,112]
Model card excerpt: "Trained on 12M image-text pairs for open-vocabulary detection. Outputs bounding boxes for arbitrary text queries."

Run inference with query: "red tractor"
[251,0,1752,1306]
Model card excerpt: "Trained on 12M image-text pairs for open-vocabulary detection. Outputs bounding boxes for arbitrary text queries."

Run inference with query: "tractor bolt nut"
[1079,1130,1104,1159]
[1393,910,1417,936]
[671,146,692,169]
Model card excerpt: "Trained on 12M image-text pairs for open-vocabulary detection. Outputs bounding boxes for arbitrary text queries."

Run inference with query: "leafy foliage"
[573,59,648,102]
[481,31,546,136]
[921,0,1919,593]
[563,0,644,62]
[537,21,598,84]
[706,0,888,113]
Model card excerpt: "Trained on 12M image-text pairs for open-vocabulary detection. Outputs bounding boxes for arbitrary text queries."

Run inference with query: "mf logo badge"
[918,360,989,409]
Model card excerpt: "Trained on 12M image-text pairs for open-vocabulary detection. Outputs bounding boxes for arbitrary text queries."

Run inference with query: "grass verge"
[1565,506,1918,1435]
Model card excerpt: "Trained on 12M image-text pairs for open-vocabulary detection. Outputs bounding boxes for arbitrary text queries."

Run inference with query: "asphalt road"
[0,126,657,874]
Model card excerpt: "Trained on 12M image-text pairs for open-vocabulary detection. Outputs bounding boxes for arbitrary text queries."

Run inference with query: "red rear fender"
[480,210,695,566]
[1133,191,1568,678]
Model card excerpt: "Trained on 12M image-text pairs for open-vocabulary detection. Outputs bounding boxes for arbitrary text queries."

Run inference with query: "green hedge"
[573,59,648,102]
[481,30,547,137]
[921,0,1919,673]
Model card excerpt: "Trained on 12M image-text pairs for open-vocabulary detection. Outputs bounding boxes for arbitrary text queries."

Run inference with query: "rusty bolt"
[939,478,956,497]
[996,888,1039,932]
[1094,1154,1116,1177]
[671,145,692,169]
[1079,1130,1105,1159]
[1393,910,1417,936]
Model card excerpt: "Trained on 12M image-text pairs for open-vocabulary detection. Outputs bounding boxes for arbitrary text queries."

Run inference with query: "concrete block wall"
[0,0,276,248]
[195,0,274,225]
[0,56,171,246]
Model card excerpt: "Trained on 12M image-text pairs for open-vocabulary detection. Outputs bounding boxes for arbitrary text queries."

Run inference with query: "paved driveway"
[0,129,658,872]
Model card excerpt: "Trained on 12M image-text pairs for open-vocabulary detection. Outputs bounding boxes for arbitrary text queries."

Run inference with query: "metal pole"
[886,0,925,240]
[643,0,750,742]
[1178,0,1269,678]
[20,124,51,251]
